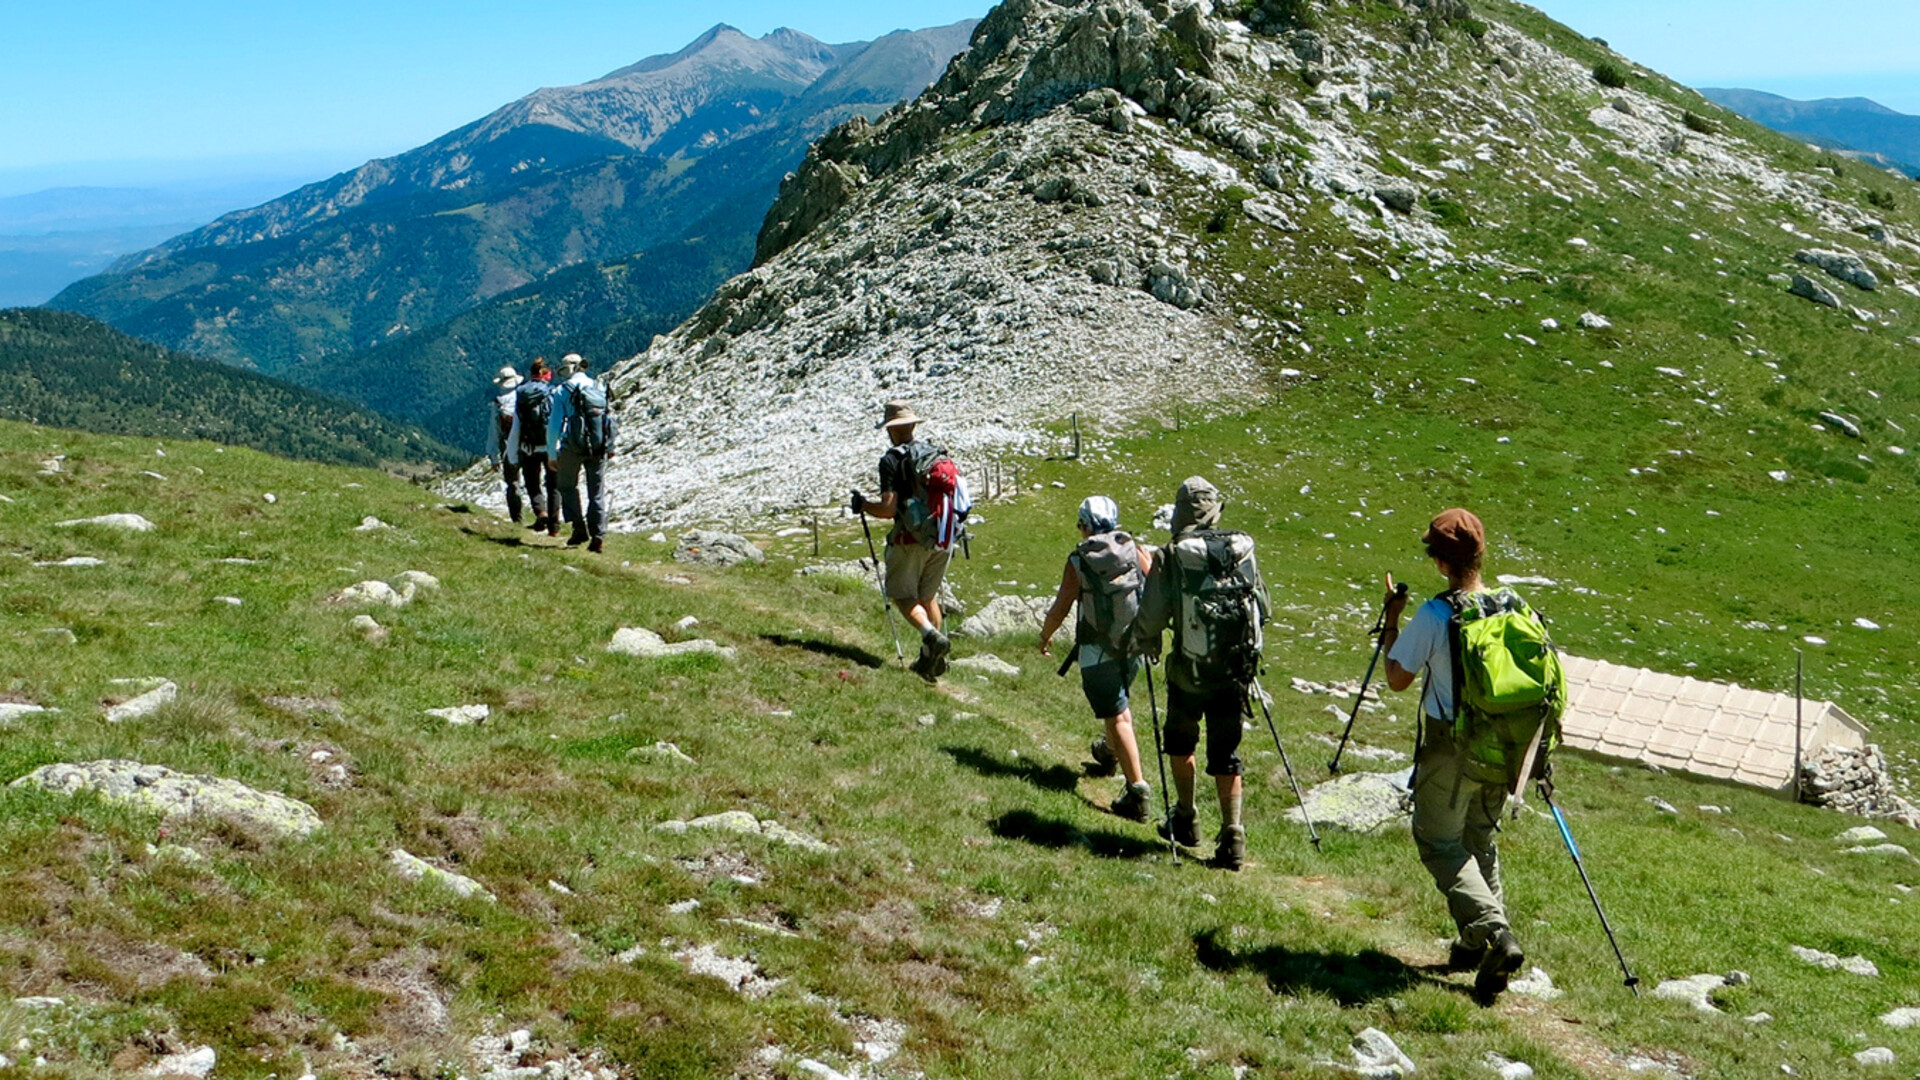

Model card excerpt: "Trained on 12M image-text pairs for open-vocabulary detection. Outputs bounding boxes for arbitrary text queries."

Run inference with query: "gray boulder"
[12,759,322,838]
[1818,411,1863,439]
[1349,1028,1415,1077]
[105,680,178,723]
[1795,249,1879,291]
[1652,973,1725,1012]
[0,703,50,724]
[1375,183,1419,214]
[675,531,765,568]
[1852,1047,1895,1067]
[1789,273,1843,308]
[951,654,1022,677]
[961,595,1068,643]
[1288,769,1412,833]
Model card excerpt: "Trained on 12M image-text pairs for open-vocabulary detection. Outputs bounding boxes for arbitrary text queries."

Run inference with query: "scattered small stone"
[1745,1012,1772,1024]
[673,942,784,998]
[1818,411,1863,439]
[1645,796,1678,814]
[333,580,410,607]
[105,680,178,723]
[1653,973,1726,1012]
[607,627,737,661]
[649,532,668,543]
[425,704,490,726]
[547,879,573,895]
[12,759,322,837]
[355,517,393,531]
[349,614,389,643]
[675,615,701,631]
[1846,843,1915,860]
[262,493,277,504]
[1349,1027,1416,1077]
[1855,617,1882,630]
[0,704,50,723]
[653,811,833,852]
[144,1046,216,1078]
[55,513,155,532]
[11,997,61,1009]
[1790,944,1878,977]
[1852,1047,1895,1067]
[1508,966,1564,1001]
[1540,318,1560,331]
[668,899,702,915]
[1577,311,1612,330]
[916,714,937,727]
[39,628,77,645]
[1837,825,1889,844]
[1790,273,1843,309]
[632,741,697,766]
[1725,970,1751,986]
[1484,1052,1535,1080]
[34,556,105,568]
[1880,1008,1920,1029]
[795,1058,852,1080]
[390,849,493,900]
[395,570,440,592]
[951,654,1021,677]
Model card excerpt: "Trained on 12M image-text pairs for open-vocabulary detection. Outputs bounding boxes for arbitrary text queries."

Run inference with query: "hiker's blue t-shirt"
[1389,597,1455,721]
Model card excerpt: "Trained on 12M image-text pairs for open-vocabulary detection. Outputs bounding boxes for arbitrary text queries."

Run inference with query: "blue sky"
[2,0,1916,195]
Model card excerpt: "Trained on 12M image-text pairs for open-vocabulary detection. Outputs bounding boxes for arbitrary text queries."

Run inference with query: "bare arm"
[1381,572,1417,691]
[865,491,899,519]
[1038,560,1077,655]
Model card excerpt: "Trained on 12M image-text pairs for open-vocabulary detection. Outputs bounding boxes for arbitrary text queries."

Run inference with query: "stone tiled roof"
[1560,655,1867,792]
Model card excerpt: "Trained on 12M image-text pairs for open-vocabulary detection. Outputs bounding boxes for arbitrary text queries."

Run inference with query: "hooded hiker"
[850,401,968,681]
[1131,477,1272,870]
[1040,495,1156,822]
[1381,508,1564,1005]
[545,352,618,553]
[486,365,526,523]
[507,357,560,535]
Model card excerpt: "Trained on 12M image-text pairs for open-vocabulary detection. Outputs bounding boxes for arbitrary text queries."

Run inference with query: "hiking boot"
[1474,930,1525,1004]
[529,516,549,532]
[1447,939,1488,973]
[1157,807,1200,848]
[588,537,603,553]
[1111,783,1151,823]
[1086,737,1119,778]
[910,644,938,683]
[566,529,589,547]
[924,629,951,676]
[1209,824,1247,871]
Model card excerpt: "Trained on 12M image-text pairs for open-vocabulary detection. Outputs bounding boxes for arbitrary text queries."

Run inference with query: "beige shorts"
[884,541,951,603]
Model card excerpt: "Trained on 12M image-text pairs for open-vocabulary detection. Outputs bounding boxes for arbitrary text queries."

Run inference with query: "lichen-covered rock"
[961,595,1068,642]
[12,760,322,838]
[1789,272,1843,309]
[674,531,765,568]
[1795,248,1878,291]
[1288,769,1413,833]
[390,849,494,900]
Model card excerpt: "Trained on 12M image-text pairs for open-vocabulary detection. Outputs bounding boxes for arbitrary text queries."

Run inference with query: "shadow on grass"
[989,809,1162,859]
[1193,927,1456,1006]
[458,525,529,548]
[761,633,885,670]
[942,746,1081,793]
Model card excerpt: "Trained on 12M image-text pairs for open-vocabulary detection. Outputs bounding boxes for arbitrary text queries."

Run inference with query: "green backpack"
[1446,589,1566,788]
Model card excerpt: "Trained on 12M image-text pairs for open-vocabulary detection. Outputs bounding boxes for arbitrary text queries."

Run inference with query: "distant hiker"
[1381,507,1565,1005]
[508,357,559,535]
[850,401,968,681]
[545,353,618,553]
[1131,477,1271,870]
[1040,496,1155,822]
[486,365,526,523]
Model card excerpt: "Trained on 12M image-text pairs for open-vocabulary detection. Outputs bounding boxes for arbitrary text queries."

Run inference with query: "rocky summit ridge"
[534,0,1920,528]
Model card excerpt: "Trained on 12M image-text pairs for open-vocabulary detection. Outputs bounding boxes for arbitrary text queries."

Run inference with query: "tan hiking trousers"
[1411,725,1511,950]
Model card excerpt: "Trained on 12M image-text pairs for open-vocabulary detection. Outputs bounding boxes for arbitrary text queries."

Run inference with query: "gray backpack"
[1168,529,1265,684]
[1071,531,1144,655]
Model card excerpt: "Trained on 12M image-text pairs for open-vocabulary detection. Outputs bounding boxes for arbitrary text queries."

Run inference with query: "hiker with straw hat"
[851,401,955,680]
[486,364,527,524]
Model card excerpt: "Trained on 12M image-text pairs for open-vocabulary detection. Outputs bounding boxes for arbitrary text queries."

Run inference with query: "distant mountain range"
[0,179,312,307]
[0,308,461,470]
[50,21,979,451]
[1700,88,1920,178]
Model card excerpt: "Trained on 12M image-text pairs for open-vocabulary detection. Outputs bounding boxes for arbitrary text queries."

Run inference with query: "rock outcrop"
[12,760,322,838]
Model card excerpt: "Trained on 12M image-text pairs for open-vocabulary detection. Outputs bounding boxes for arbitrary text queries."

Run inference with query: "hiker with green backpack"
[1130,477,1272,870]
[545,353,619,553]
[1038,496,1156,823]
[1382,507,1566,1005]
[850,401,969,681]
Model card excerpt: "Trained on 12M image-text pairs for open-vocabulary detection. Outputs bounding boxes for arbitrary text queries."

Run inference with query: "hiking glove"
[849,490,867,513]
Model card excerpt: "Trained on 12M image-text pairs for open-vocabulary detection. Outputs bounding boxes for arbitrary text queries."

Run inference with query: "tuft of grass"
[1592,60,1629,89]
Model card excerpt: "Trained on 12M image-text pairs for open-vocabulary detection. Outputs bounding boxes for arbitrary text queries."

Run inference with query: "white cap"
[562,353,585,373]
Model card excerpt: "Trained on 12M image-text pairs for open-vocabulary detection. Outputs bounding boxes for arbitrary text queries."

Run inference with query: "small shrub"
[1593,61,1629,89]
[1459,17,1489,39]
[1682,111,1719,136]
[1425,192,1471,228]
[1867,189,1899,212]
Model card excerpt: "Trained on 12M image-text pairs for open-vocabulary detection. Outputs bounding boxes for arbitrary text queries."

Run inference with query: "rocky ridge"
[446,0,1920,527]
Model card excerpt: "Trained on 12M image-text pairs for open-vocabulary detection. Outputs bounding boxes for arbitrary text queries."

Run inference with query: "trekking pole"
[1539,782,1640,995]
[1144,660,1177,860]
[858,510,906,666]
[1252,679,1322,852]
[1331,581,1409,775]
